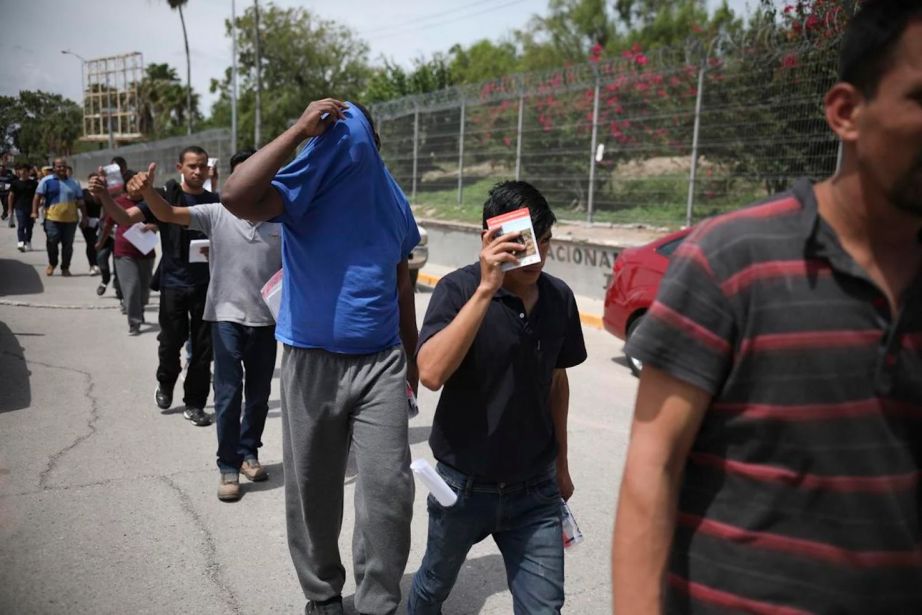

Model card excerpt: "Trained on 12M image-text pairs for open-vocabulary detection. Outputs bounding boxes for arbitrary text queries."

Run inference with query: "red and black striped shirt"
[626,179,922,614]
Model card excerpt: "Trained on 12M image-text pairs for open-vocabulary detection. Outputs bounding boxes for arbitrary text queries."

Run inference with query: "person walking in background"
[33,157,87,277]
[9,163,37,251]
[81,172,102,275]
[408,181,586,615]
[612,2,922,613]
[222,99,418,615]
[89,172,157,336]
[0,158,15,228]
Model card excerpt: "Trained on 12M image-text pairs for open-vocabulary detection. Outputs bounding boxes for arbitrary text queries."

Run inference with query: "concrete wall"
[421,219,622,301]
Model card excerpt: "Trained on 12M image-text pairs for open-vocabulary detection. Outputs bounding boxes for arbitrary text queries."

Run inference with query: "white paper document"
[189,239,210,263]
[260,269,283,321]
[123,223,157,255]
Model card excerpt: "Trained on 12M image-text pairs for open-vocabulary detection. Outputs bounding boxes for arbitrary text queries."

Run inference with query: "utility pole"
[253,0,262,147]
[231,0,238,150]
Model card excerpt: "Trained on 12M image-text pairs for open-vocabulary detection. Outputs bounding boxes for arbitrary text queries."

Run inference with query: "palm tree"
[167,0,193,134]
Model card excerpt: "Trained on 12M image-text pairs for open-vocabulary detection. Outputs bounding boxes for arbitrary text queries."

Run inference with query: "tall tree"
[209,3,370,143]
[167,0,193,134]
[137,63,202,139]
[0,91,82,160]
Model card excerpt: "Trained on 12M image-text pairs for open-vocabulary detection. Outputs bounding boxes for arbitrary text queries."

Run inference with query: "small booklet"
[485,207,540,271]
[260,268,283,321]
[189,239,210,263]
[123,222,157,255]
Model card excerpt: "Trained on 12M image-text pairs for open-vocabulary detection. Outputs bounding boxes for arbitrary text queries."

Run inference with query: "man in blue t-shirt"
[222,99,419,615]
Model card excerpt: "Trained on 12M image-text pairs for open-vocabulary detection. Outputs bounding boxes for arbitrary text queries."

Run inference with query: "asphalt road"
[0,228,639,615]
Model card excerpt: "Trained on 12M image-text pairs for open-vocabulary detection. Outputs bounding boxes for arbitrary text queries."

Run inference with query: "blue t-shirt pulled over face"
[270,104,420,354]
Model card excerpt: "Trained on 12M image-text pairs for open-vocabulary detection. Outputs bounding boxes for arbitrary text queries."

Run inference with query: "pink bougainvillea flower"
[635,53,649,66]
[782,53,799,69]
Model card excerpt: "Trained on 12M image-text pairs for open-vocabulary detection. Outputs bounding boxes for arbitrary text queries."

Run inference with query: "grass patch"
[411,175,767,230]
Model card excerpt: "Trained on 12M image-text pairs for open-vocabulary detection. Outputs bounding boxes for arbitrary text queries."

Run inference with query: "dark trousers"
[15,209,33,243]
[157,285,212,409]
[95,237,122,297]
[44,221,77,269]
[212,321,277,472]
[80,224,98,269]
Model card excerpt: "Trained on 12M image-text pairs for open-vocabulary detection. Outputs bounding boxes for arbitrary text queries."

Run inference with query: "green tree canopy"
[209,3,371,147]
[0,91,82,161]
[138,63,202,139]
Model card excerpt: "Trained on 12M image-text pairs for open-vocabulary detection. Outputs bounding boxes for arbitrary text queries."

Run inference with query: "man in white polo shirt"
[129,150,282,502]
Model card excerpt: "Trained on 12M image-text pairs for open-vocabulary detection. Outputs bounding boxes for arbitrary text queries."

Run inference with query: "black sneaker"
[183,406,213,426]
[96,283,106,296]
[129,326,141,336]
[155,385,173,409]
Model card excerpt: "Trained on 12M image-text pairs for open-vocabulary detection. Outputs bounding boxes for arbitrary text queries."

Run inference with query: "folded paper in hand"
[260,269,283,322]
[189,239,210,263]
[123,223,157,255]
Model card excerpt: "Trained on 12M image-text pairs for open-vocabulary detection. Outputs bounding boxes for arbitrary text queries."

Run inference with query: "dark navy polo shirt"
[418,263,587,483]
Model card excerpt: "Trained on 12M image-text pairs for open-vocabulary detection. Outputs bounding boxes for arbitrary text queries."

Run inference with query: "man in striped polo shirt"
[612,2,922,613]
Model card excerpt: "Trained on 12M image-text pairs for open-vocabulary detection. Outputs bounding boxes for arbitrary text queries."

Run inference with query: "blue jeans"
[44,220,77,269]
[408,463,565,615]
[14,209,33,244]
[212,321,277,473]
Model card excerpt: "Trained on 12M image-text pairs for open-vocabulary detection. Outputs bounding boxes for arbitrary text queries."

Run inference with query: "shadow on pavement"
[0,258,43,297]
[0,320,31,413]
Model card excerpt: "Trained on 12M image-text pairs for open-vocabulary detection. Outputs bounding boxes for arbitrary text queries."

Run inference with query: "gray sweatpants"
[114,256,153,328]
[281,344,414,615]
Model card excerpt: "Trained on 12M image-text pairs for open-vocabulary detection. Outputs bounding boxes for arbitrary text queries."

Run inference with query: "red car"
[603,227,692,376]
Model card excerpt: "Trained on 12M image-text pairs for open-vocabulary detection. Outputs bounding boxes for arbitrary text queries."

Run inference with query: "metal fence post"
[586,77,601,224]
[412,107,419,202]
[515,93,525,181]
[457,98,466,207]
[685,63,706,228]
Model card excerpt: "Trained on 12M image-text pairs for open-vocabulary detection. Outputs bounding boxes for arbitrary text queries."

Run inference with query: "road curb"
[416,271,604,330]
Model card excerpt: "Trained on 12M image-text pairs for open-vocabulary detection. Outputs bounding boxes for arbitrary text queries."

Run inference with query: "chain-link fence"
[69,128,233,186]
[374,28,843,228]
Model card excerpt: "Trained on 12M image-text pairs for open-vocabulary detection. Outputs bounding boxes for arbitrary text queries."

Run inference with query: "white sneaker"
[17,241,24,252]
[89,265,100,275]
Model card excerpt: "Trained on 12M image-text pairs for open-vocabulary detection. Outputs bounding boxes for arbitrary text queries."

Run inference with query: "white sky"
[0,0,753,115]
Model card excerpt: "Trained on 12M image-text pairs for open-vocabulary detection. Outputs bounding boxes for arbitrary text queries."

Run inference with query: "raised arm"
[87,173,145,227]
[128,163,190,226]
[221,98,346,222]
[611,365,710,615]
[416,227,523,390]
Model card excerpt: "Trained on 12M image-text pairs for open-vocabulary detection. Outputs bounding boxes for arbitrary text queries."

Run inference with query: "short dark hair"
[178,145,208,164]
[111,156,127,169]
[229,148,256,172]
[838,0,922,98]
[351,102,381,151]
[482,181,556,239]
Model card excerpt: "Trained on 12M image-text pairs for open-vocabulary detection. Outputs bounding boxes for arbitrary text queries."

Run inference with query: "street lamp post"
[61,50,88,143]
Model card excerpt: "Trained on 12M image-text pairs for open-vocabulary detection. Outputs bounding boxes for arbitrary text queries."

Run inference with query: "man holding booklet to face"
[409,181,587,615]
[127,149,282,502]
[221,99,419,615]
